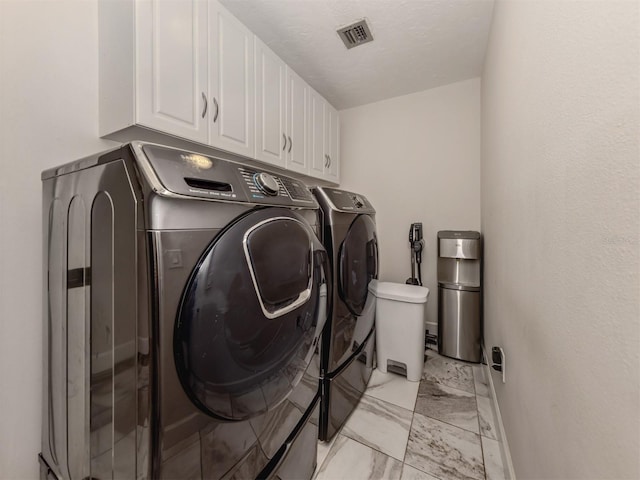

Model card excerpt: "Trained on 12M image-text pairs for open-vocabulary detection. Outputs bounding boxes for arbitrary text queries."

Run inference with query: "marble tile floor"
[314,349,506,480]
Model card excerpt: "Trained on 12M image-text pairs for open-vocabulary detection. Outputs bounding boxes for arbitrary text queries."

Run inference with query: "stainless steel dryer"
[312,187,378,441]
[40,142,329,480]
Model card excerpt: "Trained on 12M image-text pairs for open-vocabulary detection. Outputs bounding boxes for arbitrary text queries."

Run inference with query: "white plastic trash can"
[369,281,429,382]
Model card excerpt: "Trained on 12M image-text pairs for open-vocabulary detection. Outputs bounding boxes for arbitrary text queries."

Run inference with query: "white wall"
[0,1,118,477]
[0,4,479,474]
[340,79,481,334]
[482,1,640,478]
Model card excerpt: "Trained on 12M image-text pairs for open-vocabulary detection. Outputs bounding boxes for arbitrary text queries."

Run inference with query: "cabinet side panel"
[99,0,135,136]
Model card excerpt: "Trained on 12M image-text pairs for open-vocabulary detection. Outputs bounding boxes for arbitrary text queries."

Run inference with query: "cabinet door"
[285,68,310,175]
[309,94,339,183]
[254,37,286,168]
[309,89,326,178]
[209,0,255,157]
[136,0,208,143]
[326,103,340,183]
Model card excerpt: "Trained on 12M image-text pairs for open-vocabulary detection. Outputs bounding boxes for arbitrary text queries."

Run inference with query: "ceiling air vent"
[337,19,373,50]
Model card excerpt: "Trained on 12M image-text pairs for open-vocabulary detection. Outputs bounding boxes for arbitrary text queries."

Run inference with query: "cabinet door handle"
[282,133,287,151]
[201,93,208,118]
[212,97,219,123]
[328,155,331,168]
[324,154,328,168]
[288,136,292,153]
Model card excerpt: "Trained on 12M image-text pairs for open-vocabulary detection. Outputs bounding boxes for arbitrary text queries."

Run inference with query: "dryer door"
[174,208,329,421]
[338,215,378,316]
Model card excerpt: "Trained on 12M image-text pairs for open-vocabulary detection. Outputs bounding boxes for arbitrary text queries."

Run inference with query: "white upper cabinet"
[99,0,339,183]
[136,0,209,143]
[101,0,209,143]
[254,37,286,168]
[285,67,310,175]
[209,1,255,158]
[308,90,340,183]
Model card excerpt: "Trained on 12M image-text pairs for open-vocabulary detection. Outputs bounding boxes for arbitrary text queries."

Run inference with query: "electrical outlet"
[491,346,506,383]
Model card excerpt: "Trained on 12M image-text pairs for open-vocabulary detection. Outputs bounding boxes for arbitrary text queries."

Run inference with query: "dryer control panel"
[138,144,317,207]
[313,187,375,214]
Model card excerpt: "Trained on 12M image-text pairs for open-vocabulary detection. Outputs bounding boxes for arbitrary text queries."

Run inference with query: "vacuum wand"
[406,223,424,286]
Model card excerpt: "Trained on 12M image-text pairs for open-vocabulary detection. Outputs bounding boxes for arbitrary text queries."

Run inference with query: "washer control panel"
[237,166,316,205]
[239,167,287,199]
[253,172,279,196]
[138,143,317,207]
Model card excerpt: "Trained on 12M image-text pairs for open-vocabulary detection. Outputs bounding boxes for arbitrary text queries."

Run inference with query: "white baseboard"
[482,347,517,480]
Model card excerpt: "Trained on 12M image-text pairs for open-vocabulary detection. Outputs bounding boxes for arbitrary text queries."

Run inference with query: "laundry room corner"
[338,78,482,335]
[1,0,638,478]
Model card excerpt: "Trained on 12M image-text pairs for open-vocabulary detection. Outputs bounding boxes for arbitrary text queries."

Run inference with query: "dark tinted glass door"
[174,208,328,421]
[338,215,378,315]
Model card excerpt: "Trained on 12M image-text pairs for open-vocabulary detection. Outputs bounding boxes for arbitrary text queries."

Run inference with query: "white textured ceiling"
[220,0,495,109]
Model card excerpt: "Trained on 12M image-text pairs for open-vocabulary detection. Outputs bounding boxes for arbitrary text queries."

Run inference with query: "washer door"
[338,215,378,316]
[174,208,329,421]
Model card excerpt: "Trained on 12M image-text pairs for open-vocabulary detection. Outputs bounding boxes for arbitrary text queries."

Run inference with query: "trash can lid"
[368,281,429,303]
[437,230,480,240]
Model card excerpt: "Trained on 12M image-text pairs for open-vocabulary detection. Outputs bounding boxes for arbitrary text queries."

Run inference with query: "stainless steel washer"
[40,142,329,479]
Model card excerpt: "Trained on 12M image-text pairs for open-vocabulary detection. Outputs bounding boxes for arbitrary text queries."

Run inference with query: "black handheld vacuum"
[406,223,424,286]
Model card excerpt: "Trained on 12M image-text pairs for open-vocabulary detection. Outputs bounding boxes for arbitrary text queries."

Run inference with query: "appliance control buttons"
[353,195,365,208]
[254,172,279,196]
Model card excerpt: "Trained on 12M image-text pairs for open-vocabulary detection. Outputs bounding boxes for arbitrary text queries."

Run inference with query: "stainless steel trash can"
[437,231,482,363]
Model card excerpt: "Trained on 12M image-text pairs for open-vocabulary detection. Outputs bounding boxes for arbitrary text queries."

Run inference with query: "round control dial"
[253,172,280,196]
